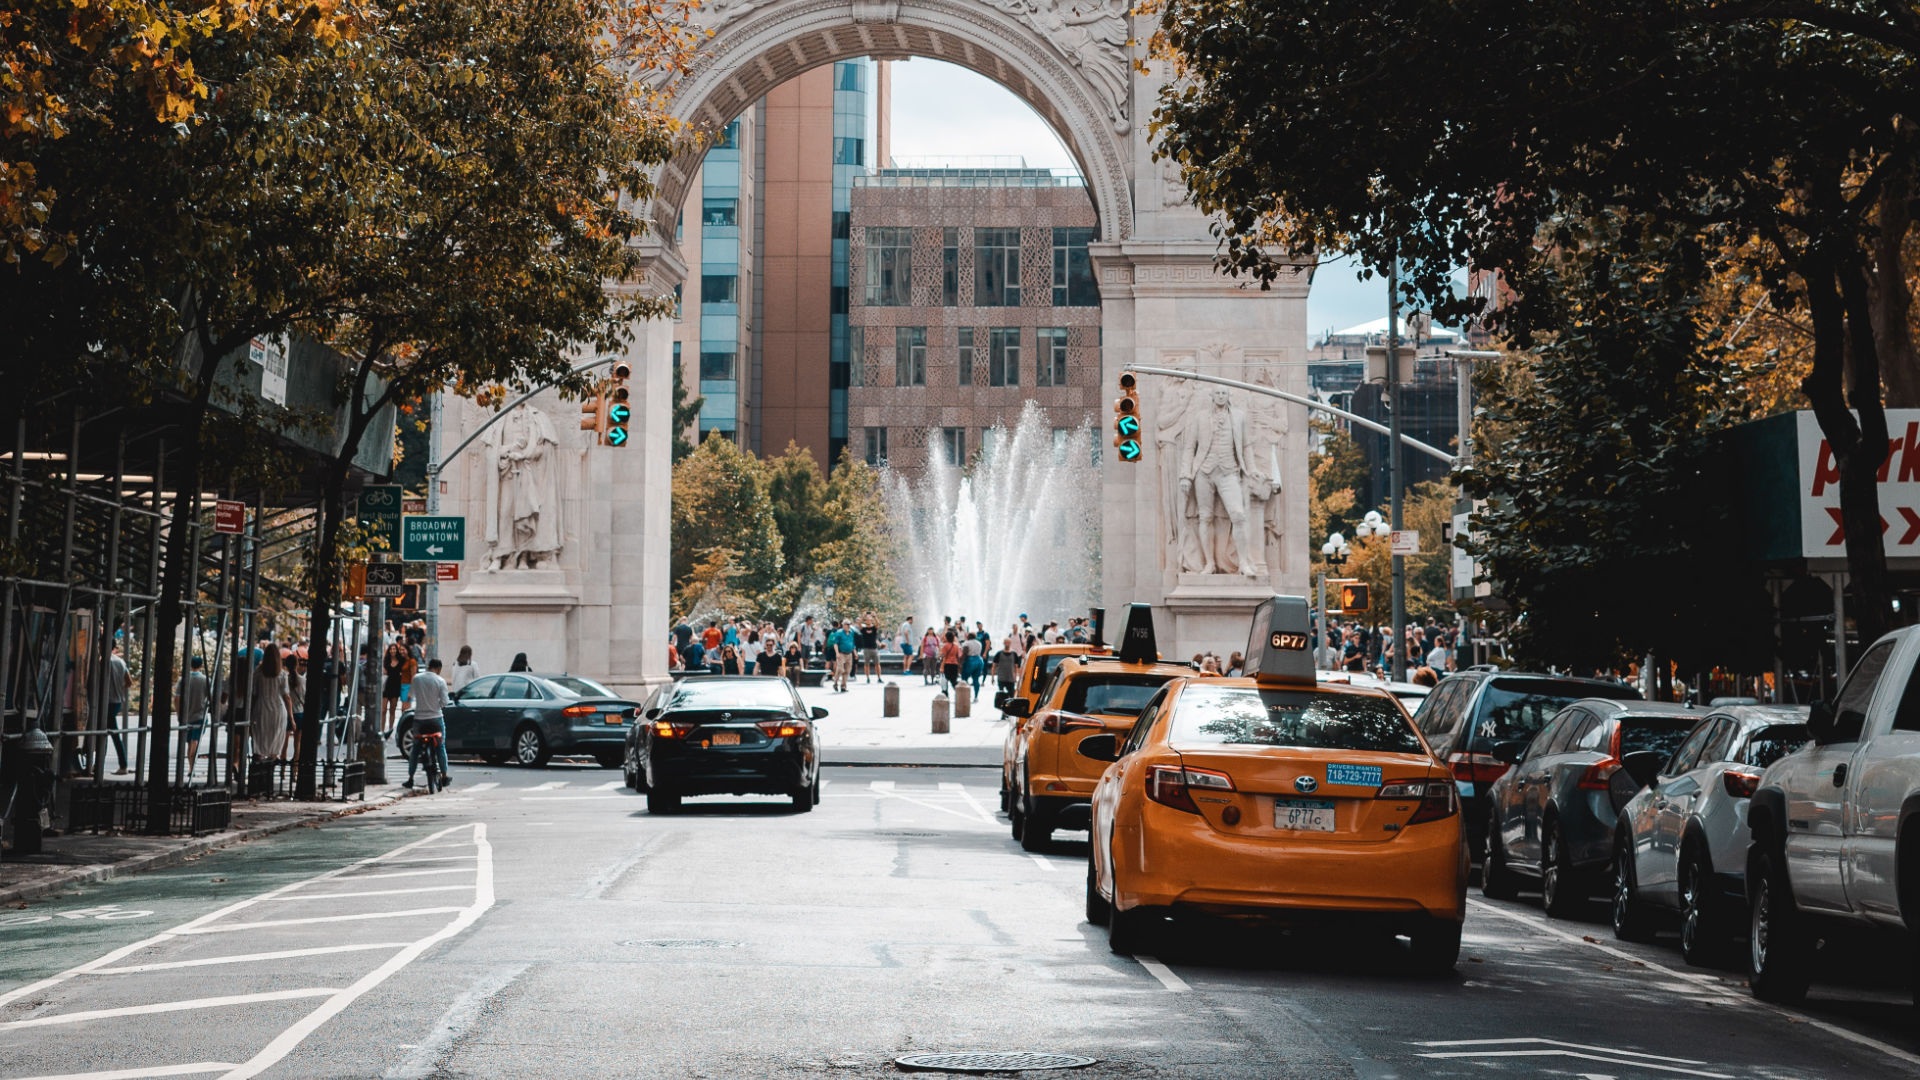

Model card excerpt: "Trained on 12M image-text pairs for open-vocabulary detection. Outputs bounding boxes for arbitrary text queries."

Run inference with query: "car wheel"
[1085,855,1111,927]
[811,773,822,806]
[480,751,509,766]
[622,753,639,791]
[512,724,551,768]
[1611,834,1657,943]
[646,789,681,815]
[1679,846,1721,965]
[1748,843,1813,1003]
[1106,865,1163,955]
[1018,799,1053,853]
[394,722,415,762]
[1407,920,1463,974]
[1481,810,1521,900]
[789,781,814,813]
[1541,820,1580,918]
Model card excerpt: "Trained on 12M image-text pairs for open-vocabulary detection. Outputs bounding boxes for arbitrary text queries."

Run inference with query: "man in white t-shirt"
[406,659,451,788]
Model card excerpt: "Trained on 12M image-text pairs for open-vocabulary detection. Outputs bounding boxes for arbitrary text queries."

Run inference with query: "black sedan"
[624,676,826,814]
[396,672,639,768]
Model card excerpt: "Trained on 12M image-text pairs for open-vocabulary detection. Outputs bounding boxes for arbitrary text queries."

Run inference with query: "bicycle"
[416,729,448,793]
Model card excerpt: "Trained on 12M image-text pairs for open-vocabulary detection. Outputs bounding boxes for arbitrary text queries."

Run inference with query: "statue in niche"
[1155,348,1283,578]
[1180,388,1264,578]
[482,404,565,571]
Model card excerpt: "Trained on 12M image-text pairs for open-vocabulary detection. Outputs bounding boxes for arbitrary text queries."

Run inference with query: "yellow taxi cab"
[1083,595,1468,970]
[998,641,1091,812]
[1006,605,1198,852]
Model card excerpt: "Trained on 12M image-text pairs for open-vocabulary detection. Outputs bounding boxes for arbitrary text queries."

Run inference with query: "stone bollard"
[954,682,971,718]
[931,692,950,734]
[883,681,900,717]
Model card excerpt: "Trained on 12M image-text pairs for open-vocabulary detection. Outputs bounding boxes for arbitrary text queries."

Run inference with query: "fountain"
[881,402,1101,637]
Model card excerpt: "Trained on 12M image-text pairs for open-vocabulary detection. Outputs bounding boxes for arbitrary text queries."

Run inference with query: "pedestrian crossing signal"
[1114,371,1142,463]
[1329,579,1370,614]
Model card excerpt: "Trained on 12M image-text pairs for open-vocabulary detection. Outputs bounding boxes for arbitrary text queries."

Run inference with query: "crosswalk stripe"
[465,782,499,793]
[869,780,895,792]
[593,780,624,791]
[530,781,568,791]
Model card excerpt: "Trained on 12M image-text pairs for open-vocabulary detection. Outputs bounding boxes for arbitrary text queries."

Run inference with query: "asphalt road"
[2,760,1916,1080]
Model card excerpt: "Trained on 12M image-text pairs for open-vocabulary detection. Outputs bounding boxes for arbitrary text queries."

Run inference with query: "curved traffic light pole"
[1123,364,1458,467]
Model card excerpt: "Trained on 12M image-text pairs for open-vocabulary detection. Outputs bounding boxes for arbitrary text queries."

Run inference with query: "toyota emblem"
[1293,775,1319,794]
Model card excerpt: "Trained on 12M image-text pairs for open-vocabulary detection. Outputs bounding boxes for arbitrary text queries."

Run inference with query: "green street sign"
[1116,415,1140,438]
[607,402,631,425]
[358,484,402,549]
[1117,439,1142,461]
[401,515,466,562]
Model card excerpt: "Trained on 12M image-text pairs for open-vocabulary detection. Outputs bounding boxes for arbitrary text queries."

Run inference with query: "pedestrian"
[381,640,408,737]
[703,621,723,654]
[939,631,962,693]
[448,645,479,693]
[743,625,759,675]
[673,617,693,656]
[250,643,293,762]
[1411,665,1439,688]
[405,658,451,789]
[285,652,306,761]
[993,638,1018,705]
[102,643,131,774]
[919,628,940,686]
[1225,651,1245,677]
[176,655,211,779]
[1426,634,1450,673]
[857,611,881,684]
[509,652,531,672]
[898,615,916,672]
[721,643,742,676]
[961,632,985,694]
[784,637,804,675]
[681,635,706,673]
[829,621,856,691]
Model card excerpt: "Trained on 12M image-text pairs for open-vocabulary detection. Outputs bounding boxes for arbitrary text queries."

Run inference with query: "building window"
[1037,327,1069,387]
[941,426,966,467]
[833,211,850,239]
[988,327,1020,387]
[713,120,739,150]
[700,351,735,381]
[957,327,974,386]
[974,228,1022,307]
[849,325,865,387]
[833,137,865,166]
[701,274,738,304]
[942,227,959,307]
[835,62,865,91]
[895,326,926,387]
[830,286,848,315]
[703,198,737,227]
[864,226,912,306]
[1052,227,1098,306]
[865,426,888,467]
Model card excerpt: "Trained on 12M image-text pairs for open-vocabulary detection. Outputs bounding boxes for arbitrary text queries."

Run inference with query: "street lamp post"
[1352,512,1391,670]
[1319,532,1351,658]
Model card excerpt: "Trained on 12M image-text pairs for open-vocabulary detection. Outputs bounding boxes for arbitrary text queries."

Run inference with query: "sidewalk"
[796,672,1007,765]
[0,781,412,906]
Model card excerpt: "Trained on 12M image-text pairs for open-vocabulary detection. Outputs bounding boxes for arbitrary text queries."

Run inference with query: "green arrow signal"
[1118,439,1141,461]
[607,425,629,447]
[1116,415,1140,437]
[608,403,631,424]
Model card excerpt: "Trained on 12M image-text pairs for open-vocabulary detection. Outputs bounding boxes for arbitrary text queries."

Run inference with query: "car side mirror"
[1807,700,1836,744]
[1077,733,1120,762]
[1619,750,1663,789]
[1004,699,1031,718]
[993,692,1011,711]
[811,706,828,720]
[1490,740,1528,765]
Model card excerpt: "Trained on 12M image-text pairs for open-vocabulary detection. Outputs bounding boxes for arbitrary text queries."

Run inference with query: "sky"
[886,59,1394,338]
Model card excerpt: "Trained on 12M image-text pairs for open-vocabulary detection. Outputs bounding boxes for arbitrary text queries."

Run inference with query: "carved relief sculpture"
[482,404,566,571]
[1155,346,1286,578]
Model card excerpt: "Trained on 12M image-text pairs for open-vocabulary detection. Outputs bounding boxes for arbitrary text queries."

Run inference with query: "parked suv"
[1412,672,1641,863]
[1746,630,1920,1006]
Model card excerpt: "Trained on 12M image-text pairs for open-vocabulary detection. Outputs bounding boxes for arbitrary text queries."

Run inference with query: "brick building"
[846,164,1101,476]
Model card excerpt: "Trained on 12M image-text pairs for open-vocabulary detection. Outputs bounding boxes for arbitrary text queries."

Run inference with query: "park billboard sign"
[1796,410,1920,558]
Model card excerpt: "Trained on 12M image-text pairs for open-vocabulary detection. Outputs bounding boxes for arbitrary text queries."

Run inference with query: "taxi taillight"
[1039,711,1104,735]
[757,719,809,738]
[1380,778,1459,824]
[1146,765,1234,814]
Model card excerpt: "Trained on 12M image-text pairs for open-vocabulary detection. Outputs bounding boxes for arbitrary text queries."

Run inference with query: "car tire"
[479,751,509,766]
[1106,865,1162,956]
[622,753,640,791]
[1679,845,1721,966]
[1611,834,1657,943]
[1008,797,1025,840]
[646,789,681,815]
[1481,811,1521,901]
[512,724,551,768]
[1086,856,1111,927]
[1748,842,1813,1003]
[811,773,822,806]
[790,781,814,813]
[1541,819,1580,918]
[393,721,415,762]
[1407,920,1463,974]
[1018,799,1053,852]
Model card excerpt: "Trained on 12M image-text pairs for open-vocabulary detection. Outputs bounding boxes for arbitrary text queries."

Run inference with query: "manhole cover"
[895,1052,1096,1073]
[619,939,744,949]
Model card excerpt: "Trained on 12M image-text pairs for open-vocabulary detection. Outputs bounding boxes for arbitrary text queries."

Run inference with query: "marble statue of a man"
[482,404,564,571]
[1180,389,1263,578]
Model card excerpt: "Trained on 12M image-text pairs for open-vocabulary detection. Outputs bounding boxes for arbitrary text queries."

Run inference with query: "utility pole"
[1387,259,1406,682]
[426,389,443,659]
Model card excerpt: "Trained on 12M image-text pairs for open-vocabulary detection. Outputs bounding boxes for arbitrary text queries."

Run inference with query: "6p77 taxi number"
[1275,798,1336,832]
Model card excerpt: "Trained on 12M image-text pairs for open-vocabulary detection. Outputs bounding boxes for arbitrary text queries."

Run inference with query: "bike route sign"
[401,515,466,563]
[358,484,402,549]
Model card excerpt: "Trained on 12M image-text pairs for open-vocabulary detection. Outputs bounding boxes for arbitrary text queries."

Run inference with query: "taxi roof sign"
[1115,603,1158,664]
[1245,595,1316,686]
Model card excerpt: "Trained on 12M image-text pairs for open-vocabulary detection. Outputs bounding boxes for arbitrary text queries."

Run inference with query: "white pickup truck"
[1745,627,1920,1005]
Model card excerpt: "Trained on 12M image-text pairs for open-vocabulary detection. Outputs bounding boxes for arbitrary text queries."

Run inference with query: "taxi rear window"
[1062,673,1177,717]
[1028,653,1070,694]
[1171,685,1424,754]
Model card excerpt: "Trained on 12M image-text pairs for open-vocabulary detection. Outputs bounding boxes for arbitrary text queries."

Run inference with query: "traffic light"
[606,362,632,448]
[1113,371,1142,462]
[1330,579,1370,614]
[579,385,607,439]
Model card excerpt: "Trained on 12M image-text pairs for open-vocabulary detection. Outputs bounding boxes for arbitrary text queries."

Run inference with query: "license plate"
[605,713,624,724]
[711,732,741,746]
[1273,799,1336,832]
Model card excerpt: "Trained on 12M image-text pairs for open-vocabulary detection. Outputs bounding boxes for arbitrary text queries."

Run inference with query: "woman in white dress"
[448,646,480,693]
[250,645,294,761]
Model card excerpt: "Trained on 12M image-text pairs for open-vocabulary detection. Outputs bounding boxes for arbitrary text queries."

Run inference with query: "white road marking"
[11,1063,240,1080]
[1415,1038,1711,1063]
[463,782,499,792]
[2,988,341,1029]
[869,780,895,792]
[578,842,654,901]
[381,963,528,1080]
[940,782,1003,828]
[518,795,626,801]
[278,885,474,902]
[1467,899,1920,1070]
[592,780,624,791]
[1133,955,1189,992]
[174,907,468,934]
[1413,1042,1729,1079]
[530,781,569,790]
[90,943,413,975]
[312,867,476,883]
[1026,854,1056,872]
[869,786,999,828]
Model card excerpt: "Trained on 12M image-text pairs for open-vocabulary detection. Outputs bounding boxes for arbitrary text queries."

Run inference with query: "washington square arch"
[435,0,1313,696]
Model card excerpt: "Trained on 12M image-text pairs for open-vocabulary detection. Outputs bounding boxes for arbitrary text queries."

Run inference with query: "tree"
[812,452,904,623]
[1460,217,1774,676]
[1342,483,1455,629]
[671,432,785,614]
[1307,419,1364,568]
[1150,0,1918,641]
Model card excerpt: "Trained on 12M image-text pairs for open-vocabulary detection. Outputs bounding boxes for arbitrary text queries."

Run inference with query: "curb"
[0,790,412,907]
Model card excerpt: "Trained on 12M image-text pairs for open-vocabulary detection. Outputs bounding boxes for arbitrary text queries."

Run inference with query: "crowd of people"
[1312,617,1467,686]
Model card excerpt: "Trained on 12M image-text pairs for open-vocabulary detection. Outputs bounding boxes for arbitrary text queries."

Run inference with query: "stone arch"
[653,0,1135,243]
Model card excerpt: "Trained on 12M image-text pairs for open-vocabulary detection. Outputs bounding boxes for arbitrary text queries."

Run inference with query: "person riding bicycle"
[405,657,452,790]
